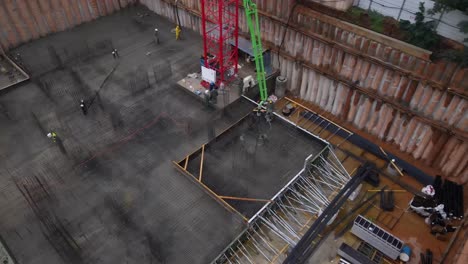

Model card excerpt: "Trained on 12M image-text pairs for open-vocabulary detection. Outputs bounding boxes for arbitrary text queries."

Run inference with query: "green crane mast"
[243,0,268,103]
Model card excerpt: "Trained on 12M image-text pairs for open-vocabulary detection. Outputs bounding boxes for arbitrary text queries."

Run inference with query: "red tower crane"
[200,0,239,86]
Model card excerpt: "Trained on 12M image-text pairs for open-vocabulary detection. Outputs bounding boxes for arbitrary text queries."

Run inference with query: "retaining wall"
[0,0,138,50]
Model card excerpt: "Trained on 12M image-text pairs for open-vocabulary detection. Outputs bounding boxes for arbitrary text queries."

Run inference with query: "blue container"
[400,245,411,262]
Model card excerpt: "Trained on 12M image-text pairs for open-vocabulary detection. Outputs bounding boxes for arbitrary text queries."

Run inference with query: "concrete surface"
[0,5,252,264]
[185,113,327,218]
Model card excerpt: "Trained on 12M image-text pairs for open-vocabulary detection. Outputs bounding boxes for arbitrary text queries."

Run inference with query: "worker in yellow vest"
[175,25,181,40]
[47,132,57,142]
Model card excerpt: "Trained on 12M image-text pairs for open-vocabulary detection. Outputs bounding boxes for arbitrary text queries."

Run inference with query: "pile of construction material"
[409,176,464,239]
[432,176,464,220]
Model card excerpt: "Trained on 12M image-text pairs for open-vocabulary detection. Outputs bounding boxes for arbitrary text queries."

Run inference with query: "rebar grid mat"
[212,146,351,264]
[12,174,83,264]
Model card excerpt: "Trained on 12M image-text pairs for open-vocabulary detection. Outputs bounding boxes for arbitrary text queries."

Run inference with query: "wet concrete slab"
[181,106,327,218]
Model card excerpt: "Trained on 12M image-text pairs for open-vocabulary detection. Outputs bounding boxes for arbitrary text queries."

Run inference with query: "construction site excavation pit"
[2,1,466,264]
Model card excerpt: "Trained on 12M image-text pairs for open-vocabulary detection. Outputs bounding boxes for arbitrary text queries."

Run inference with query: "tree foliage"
[400,3,440,50]
[430,0,468,66]
[430,0,468,41]
[430,0,468,14]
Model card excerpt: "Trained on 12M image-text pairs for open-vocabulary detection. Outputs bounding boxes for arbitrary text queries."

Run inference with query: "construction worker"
[235,74,243,96]
[243,75,254,94]
[211,87,219,104]
[14,53,21,63]
[112,48,119,59]
[204,89,211,106]
[175,25,181,40]
[154,28,159,44]
[80,99,87,115]
[265,100,274,123]
[209,81,216,92]
[47,132,57,143]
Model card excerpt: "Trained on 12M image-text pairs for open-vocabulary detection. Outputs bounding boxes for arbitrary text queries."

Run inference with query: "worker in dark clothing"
[265,100,274,123]
[209,82,216,91]
[80,99,87,115]
[210,87,219,104]
[154,28,160,44]
[204,89,211,106]
[235,74,243,96]
[112,48,119,59]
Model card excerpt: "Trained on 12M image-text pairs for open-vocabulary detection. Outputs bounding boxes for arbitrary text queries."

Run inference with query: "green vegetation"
[432,46,468,66]
[430,0,468,66]
[368,10,385,33]
[399,3,440,50]
[345,3,467,66]
[430,0,468,41]
[346,7,386,34]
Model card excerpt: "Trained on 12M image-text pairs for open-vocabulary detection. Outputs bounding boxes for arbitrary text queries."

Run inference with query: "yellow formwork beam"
[172,161,249,222]
[218,196,272,203]
[184,155,189,170]
[199,144,205,182]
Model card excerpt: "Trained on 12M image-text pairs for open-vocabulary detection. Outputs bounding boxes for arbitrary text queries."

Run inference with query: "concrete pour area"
[180,112,327,218]
[0,5,260,264]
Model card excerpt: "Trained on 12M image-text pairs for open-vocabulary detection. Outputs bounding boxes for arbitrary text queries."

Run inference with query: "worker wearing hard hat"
[80,99,87,115]
[243,75,255,94]
[47,132,58,143]
[175,25,181,40]
[154,28,159,44]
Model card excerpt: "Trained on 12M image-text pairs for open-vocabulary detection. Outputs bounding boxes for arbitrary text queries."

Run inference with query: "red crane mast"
[200,0,239,85]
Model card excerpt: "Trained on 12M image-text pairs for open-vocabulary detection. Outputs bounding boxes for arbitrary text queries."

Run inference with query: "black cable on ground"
[87,62,119,110]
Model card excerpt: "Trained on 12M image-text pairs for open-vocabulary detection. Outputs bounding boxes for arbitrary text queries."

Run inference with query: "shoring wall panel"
[0,0,139,50]
[24,0,50,37]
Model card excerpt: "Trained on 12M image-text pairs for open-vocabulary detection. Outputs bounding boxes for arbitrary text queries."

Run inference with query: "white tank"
[275,76,287,98]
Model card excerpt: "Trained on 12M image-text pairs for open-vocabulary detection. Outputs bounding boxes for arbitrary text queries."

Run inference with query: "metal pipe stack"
[433,176,464,220]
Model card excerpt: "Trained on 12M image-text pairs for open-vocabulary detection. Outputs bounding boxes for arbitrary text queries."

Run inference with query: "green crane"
[243,0,268,103]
